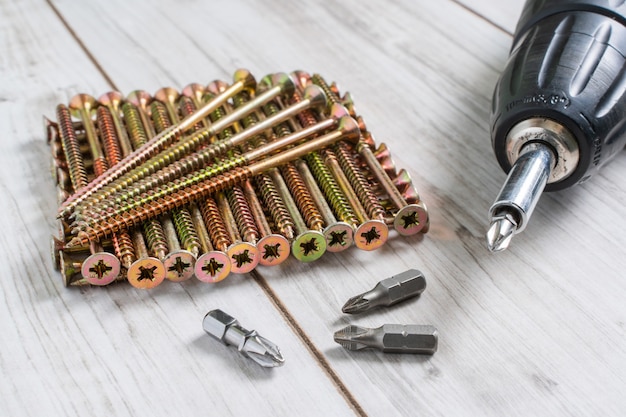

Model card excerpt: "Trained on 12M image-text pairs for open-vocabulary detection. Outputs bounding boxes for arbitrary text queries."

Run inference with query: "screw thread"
[172,207,201,256]
[96,106,122,166]
[334,141,386,220]
[112,230,136,268]
[71,168,251,246]
[77,154,247,220]
[143,219,169,260]
[290,89,359,227]
[312,74,340,105]
[151,101,172,133]
[280,163,325,231]
[200,197,232,251]
[122,102,149,149]
[56,104,89,190]
[305,151,358,227]
[255,174,295,240]
[263,100,325,231]
[179,96,204,132]
[209,94,260,244]
[93,156,109,177]
[226,187,260,243]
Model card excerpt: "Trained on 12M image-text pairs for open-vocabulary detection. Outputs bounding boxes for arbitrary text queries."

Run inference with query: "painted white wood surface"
[2,0,626,416]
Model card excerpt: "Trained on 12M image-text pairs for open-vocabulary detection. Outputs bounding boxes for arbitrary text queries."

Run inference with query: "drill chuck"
[487,0,626,251]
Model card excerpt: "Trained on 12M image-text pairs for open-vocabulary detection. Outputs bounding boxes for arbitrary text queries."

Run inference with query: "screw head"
[323,222,354,253]
[303,85,327,112]
[354,220,389,251]
[81,252,121,286]
[194,251,231,283]
[394,204,429,236]
[257,73,295,97]
[292,230,326,262]
[127,257,166,289]
[257,234,290,266]
[290,70,311,91]
[163,250,196,282]
[98,91,124,109]
[154,87,180,104]
[232,69,256,93]
[182,83,206,104]
[227,242,261,274]
[206,80,229,95]
[126,90,153,110]
[68,93,97,115]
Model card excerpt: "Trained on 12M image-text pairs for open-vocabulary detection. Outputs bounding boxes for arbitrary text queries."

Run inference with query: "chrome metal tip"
[486,213,517,252]
[341,296,369,314]
[333,325,368,350]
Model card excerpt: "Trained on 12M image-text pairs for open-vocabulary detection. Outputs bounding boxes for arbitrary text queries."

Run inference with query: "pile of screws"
[46,69,429,288]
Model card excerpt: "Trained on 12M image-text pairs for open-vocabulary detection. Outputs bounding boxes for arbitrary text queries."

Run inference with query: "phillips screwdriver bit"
[341,269,426,314]
[202,309,285,368]
[334,324,438,354]
[488,0,626,252]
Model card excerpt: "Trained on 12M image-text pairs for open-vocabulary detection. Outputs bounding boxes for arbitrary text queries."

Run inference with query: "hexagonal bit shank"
[334,324,438,354]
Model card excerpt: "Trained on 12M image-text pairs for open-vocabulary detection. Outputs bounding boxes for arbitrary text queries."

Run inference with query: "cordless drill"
[488,0,626,251]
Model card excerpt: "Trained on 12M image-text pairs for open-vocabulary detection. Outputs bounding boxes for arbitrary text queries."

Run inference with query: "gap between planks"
[43,1,369,414]
[450,0,514,36]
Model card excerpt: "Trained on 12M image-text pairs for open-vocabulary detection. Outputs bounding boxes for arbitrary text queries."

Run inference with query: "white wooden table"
[2,1,625,416]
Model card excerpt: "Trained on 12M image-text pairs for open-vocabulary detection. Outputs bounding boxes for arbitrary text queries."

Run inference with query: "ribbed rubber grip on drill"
[491,0,626,190]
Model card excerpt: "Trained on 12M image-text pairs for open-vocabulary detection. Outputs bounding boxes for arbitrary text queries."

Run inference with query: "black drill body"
[491,0,626,191]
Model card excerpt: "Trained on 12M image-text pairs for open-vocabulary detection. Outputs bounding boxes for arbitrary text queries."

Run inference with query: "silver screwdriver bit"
[334,324,438,354]
[202,309,285,368]
[341,269,426,314]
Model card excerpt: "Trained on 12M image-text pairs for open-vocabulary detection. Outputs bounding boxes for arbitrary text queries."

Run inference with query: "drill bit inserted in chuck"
[487,118,578,252]
[487,0,626,252]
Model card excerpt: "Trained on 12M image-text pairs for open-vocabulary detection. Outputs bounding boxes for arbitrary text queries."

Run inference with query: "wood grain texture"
[2,0,626,416]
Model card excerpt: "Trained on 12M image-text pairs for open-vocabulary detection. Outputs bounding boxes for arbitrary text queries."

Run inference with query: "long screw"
[58,69,258,217]
[314,74,428,236]
[96,105,136,273]
[340,92,429,235]
[181,84,233,281]
[70,74,301,218]
[73,108,341,223]
[150,96,197,282]
[231,90,292,265]
[310,75,389,251]
[66,117,360,247]
[290,75,363,249]
[98,91,133,158]
[67,94,121,285]
[56,104,88,192]
[124,90,172,286]
[205,82,261,274]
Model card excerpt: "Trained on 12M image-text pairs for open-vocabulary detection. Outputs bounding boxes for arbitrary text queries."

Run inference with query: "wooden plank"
[454,0,525,33]
[30,0,626,415]
[0,1,356,416]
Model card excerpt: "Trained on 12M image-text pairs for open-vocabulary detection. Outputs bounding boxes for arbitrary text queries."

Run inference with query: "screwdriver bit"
[202,309,285,368]
[334,324,438,354]
[488,0,626,252]
[341,269,426,314]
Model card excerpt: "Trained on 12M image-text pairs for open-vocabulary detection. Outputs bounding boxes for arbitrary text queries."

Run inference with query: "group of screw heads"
[46,69,429,288]
[203,269,437,368]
